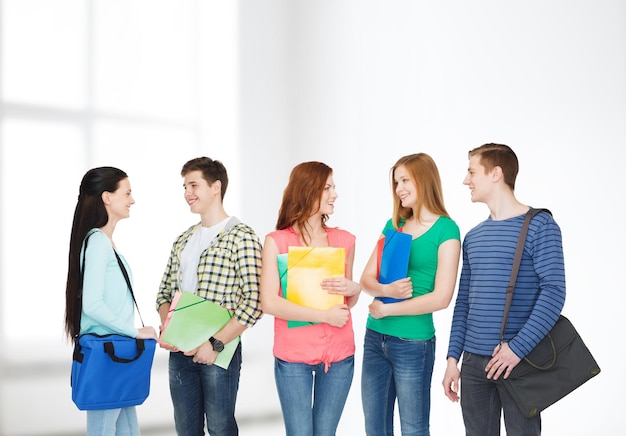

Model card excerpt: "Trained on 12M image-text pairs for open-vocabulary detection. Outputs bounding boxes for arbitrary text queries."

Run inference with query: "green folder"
[159,291,239,369]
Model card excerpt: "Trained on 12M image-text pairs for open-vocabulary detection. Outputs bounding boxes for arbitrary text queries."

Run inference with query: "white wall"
[1,0,624,434]
[236,1,625,435]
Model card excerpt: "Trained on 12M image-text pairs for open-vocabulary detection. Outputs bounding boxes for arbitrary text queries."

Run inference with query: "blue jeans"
[460,352,541,436]
[168,344,242,436]
[274,355,354,436]
[86,407,139,436]
[361,328,435,436]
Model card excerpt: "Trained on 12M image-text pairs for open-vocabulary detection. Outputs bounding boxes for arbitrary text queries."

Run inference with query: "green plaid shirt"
[156,217,263,327]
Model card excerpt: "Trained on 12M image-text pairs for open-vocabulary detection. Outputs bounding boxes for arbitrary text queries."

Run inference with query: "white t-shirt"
[180,217,230,293]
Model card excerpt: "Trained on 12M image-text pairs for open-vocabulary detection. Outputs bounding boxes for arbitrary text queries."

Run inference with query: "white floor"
[0,316,615,435]
[0,340,286,436]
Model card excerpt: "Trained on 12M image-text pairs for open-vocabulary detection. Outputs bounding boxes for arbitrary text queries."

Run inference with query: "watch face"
[211,338,224,352]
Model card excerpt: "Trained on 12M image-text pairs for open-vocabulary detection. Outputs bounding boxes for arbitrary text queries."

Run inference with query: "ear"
[211,180,222,195]
[101,191,111,205]
[492,166,503,182]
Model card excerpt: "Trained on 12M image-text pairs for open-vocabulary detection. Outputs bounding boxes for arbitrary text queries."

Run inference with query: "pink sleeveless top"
[268,227,356,371]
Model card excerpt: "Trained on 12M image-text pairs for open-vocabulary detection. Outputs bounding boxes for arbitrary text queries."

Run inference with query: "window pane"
[0,120,85,344]
[93,0,196,120]
[1,0,85,108]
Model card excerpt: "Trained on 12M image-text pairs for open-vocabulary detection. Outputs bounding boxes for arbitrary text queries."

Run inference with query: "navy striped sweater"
[446,210,566,361]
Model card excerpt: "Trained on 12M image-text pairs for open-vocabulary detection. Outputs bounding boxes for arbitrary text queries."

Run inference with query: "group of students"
[64,142,566,436]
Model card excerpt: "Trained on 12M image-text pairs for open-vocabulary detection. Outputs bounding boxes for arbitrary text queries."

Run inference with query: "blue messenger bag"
[71,333,156,410]
[71,233,156,410]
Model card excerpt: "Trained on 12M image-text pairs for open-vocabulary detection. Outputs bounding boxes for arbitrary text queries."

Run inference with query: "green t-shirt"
[366,216,460,340]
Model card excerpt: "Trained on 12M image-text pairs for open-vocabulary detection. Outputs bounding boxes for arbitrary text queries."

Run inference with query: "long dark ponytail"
[64,167,128,343]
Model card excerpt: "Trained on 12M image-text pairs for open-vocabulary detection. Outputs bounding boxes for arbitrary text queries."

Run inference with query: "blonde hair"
[390,153,449,228]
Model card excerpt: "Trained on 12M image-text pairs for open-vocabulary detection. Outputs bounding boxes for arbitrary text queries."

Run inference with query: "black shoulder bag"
[498,208,601,418]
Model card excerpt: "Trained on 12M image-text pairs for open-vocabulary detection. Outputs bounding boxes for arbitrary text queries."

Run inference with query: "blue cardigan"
[80,229,138,338]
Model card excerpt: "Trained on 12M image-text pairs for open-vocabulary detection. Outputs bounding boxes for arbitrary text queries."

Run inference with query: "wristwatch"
[209,336,224,352]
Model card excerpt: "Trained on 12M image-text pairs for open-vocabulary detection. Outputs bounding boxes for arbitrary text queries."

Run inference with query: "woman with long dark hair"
[65,167,157,435]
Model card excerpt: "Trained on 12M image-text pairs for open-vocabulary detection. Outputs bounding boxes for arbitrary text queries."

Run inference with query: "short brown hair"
[181,157,228,199]
[468,143,519,191]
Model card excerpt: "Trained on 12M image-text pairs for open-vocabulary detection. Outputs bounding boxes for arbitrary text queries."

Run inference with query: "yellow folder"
[159,291,239,370]
[278,253,312,328]
[286,246,346,310]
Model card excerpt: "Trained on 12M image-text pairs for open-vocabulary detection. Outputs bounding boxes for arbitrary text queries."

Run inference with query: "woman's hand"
[321,277,361,297]
[382,277,413,300]
[323,304,351,327]
[137,326,158,340]
[368,299,388,319]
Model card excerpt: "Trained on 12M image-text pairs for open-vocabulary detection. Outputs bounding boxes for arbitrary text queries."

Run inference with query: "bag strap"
[75,231,145,338]
[104,338,146,363]
[498,207,552,343]
[114,250,145,327]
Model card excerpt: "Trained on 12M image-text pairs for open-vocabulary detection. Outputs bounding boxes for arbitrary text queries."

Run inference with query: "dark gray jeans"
[460,351,541,436]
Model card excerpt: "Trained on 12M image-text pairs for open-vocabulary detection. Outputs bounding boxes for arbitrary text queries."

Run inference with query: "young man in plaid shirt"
[156,157,263,436]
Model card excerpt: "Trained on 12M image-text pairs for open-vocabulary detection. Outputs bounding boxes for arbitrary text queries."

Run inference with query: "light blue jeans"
[168,344,242,436]
[274,355,354,436]
[86,407,139,436]
[361,328,435,436]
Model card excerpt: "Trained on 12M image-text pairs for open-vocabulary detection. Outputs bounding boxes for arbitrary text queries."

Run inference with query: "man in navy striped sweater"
[442,143,566,435]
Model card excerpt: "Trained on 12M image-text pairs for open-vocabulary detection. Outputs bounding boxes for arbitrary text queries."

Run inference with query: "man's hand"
[442,358,461,402]
[485,342,521,380]
[184,341,218,365]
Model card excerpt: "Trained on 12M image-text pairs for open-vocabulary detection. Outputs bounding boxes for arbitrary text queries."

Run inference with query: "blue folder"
[376,229,412,303]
